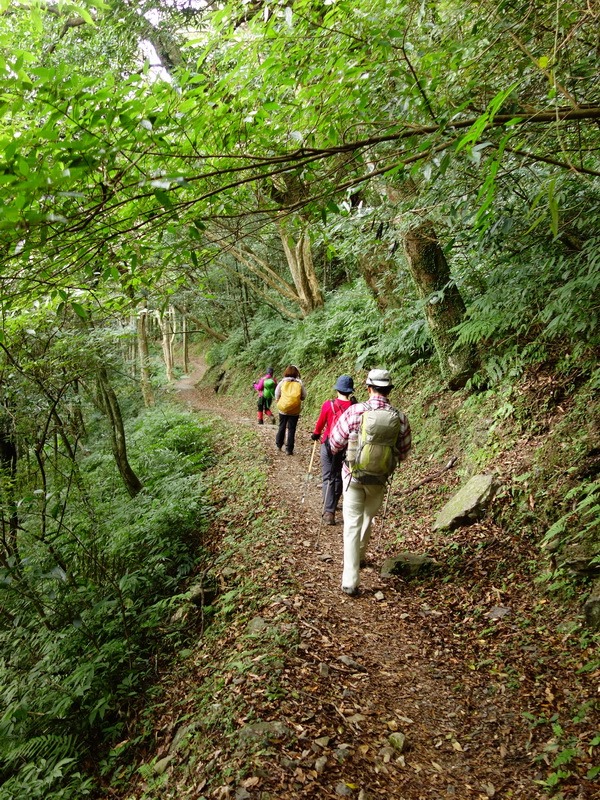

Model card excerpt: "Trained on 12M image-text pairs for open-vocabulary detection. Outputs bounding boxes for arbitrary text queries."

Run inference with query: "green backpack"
[351,406,404,485]
[263,377,276,400]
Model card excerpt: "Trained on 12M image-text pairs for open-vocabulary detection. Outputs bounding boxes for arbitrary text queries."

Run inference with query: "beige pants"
[341,481,386,590]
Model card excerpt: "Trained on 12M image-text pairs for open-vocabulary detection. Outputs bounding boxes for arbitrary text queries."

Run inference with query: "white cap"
[366,369,393,388]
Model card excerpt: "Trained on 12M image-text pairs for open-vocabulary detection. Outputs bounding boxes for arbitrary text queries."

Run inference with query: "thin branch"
[506,30,579,108]
[395,456,458,496]
[505,146,600,177]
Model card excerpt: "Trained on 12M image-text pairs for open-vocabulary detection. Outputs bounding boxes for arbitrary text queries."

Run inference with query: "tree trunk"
[268,172,324,314]
[0,409,19,557]
[156,310,174,382]
[403,222,478,389]
[173,304,229,342]
[279,225,323,314]
[137,307,154,407]
[129,315,137,379]
[97,367,143,498]
[169,306,177,373]
[70,379,86,438]
[182,312,190,374]
[204,231,304,318]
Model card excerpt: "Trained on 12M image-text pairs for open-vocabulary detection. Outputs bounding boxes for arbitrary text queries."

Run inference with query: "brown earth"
[115,361,598,800]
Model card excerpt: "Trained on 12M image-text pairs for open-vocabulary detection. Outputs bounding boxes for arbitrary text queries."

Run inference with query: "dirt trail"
[168,361,592,800]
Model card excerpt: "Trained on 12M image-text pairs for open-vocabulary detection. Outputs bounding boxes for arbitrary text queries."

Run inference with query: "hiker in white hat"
[329,369,411,596]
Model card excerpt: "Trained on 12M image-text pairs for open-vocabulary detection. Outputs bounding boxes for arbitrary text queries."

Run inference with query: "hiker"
[275,364,306,455]
[329,369,411,596]
[254,367,277,425]
[311,374,356,526]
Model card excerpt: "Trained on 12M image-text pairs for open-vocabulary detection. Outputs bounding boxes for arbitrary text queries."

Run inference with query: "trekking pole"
[300,440,318,504]
[315,480,331,550]
[377,479,393,544]
[382,480,392,521]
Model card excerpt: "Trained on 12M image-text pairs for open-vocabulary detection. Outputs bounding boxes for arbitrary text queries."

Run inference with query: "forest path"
[165,359,578,800]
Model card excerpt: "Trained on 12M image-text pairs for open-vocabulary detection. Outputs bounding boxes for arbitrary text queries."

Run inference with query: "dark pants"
[276,414,299,454]
[320,439,345,514]
[257,395,273,413]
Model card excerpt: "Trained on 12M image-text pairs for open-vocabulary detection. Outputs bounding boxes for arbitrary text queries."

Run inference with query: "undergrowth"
[104,420,298,799]
[0,406,215,800]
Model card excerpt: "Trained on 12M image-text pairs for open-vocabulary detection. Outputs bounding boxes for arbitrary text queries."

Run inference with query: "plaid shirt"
[329,395,411,478]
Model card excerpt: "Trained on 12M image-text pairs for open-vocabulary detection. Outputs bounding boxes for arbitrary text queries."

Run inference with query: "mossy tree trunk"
[403,222,478,389]
[0,408,19,559]
[97,368,143,498]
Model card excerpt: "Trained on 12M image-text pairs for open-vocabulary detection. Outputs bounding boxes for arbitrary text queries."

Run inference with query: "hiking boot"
[342,586,358,597]
[286,451,294,456]
[258,419,264,425]
[322,512,335,526]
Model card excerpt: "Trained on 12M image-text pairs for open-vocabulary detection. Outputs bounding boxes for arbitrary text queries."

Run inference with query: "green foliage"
[525,708,600,795]
[541,480,600,557]
[210,279,432,386]
[131,405,216,480]
[289,284,382,367]
[0,756,93,800]
[0,404,214,798]
[217,311,290,373]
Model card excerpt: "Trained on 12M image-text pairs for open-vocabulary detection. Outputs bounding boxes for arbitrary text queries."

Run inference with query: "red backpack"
[329,397,355,432]
[330,399,346,428]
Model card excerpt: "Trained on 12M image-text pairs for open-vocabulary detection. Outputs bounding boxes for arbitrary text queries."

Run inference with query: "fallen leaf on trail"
[338,655,367,671]
[485,606,511,620]
[452,741,464,751]
[346,713,367,724]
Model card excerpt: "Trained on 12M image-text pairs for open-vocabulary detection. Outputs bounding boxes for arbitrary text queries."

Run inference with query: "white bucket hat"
[366,368,394,388]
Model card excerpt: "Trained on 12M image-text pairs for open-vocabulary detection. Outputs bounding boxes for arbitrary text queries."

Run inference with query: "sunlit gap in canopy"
[137,0,208,84]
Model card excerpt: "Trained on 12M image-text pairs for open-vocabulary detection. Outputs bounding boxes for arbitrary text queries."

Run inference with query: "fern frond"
[1,733,79,769]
